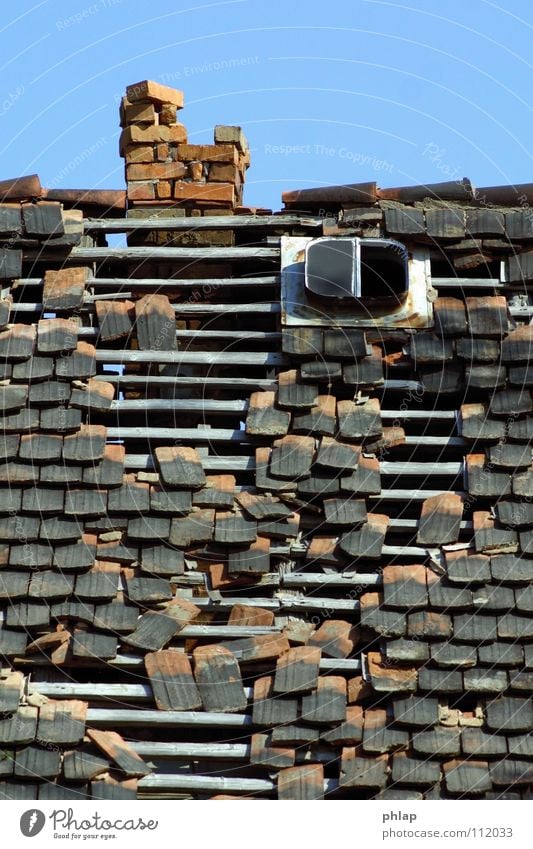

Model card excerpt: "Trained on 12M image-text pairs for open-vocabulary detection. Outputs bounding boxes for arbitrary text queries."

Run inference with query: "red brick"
[126,162,187,181]
[126,80,184,108]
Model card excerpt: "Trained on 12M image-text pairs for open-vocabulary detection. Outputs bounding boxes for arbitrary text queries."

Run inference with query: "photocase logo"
[20,810,46,838]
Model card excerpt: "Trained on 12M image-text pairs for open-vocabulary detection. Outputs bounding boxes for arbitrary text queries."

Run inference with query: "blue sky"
[2,0,533,211]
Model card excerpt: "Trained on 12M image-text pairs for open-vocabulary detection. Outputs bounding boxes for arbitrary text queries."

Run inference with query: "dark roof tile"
[42,267,87,312]
[246,391,290,436]
[145,650,202,711]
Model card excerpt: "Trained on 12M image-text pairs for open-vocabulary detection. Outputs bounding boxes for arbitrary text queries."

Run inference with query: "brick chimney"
[119,79,249,213]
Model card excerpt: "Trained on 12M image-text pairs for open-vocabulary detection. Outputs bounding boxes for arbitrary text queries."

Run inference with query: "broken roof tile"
[252,675,298,726]
[384,206,425,235]
[459,403,506,440]
[145,650,202,711]
[169,509,214,547]
[425,207,465,239]
[466,208,505,236]
[391,751,440,785]
[155,446,206,489]
[301,676,346,724]
[360,591,405,637]
[43,267,88,312]
[323,328,369,359]
[466,296,509,337]
[419,363,463,394]
[340,454,381,495]
[316,436,359,471]
[382,564,428,608]
[0,707,37,746]
[323,496,367,525]
[269,434,315,479]
[466,453,511,498]
[227,536,270,574]
[62,425,107,464]
[417,493,463,545]
[22,201,64,237]
[72,630,118,660]
[127,515,171,542]
[193,645,247,712]
[273,646,321,694]
[218,634,290,663]
[343,344,384,386]
[37,700,86,746]
[308,620,358,659]
[411,332,453,364]
[135,293,176,350]
[192,474,234,510]
[95,299,134,342]
[337,398,381,441]
[0,249,22,279]
[255,446,297,492]
[246,391,290,436]
[86,729,151,778]
[473,511,518,554]
[236,491,292,521]
[121,611,179,652]
[37,318,78,354]
[339,512,389,558]
[0,384,28,412]
[213,510,257,545]
[340,747,388,789]
[250,732,294,770]
[70,378,115,412]
[277,369,318,409]
[55,341,97,379]
[292,394,336,436]
[277,765,324,800]
[15,746,61,780]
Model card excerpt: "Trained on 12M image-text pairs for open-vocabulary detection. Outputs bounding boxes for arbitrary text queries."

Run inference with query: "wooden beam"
[87,708,252,727]
[133,742,250,759]
[282,573,381,588]
[96,350,285,365]
[101,397,458,417]
[94,374,423,394]
[19,275,281,289]
[22,653,361,672]
[84,215,323,232]
[12,303,282,317]
[433,277,502,289]
[138,774,273,793]
[48,246,280,262]
[96,376,277,390]
[107,428,255,444]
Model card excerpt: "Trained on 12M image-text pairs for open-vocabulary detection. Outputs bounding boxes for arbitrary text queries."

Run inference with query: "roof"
[0,79,531,801]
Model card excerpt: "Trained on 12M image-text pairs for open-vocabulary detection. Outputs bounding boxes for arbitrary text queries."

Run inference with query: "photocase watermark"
[47,137,108,188]
[159,56,260,84]
[20,809,45,838]
[264,143,394,172]
[56,0,122,30]
[421,142,463,181]
[19,807,159,839]
[0,86,24,117]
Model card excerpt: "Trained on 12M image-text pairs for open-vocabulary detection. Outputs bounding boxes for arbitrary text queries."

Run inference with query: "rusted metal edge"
[282,182,377,206]
[378,178,474,203]
[43,188,126,211]
[0,174,42,201]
